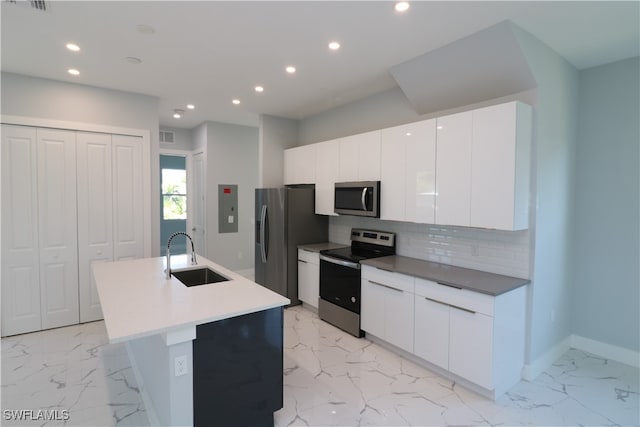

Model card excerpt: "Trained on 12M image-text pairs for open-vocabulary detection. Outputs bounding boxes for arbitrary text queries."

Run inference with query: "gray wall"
[1,72,162,255]
[512,26,580,364]
[202,121,259,271]
[258,114,298,187]
[571,57,640,351]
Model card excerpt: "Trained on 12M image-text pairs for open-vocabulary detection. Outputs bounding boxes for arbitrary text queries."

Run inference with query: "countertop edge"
[361,255,530,296]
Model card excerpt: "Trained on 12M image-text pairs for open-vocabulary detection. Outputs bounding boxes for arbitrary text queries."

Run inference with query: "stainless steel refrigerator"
[255,187,328,305]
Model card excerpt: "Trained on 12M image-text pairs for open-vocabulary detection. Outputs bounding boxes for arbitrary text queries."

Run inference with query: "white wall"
[202,121,258,271]
[159,126,193,151]
[0,72,162,255]
[258,114,298,187]
[571,57,639,352]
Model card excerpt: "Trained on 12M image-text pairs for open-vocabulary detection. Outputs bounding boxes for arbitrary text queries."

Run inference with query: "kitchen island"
[93,255,290,427]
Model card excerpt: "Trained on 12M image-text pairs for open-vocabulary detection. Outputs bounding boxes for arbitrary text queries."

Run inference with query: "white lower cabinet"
[413,277,526,396]
[361,266,414,353]
[448,306,494,389]
[297,249,320,308]
[360,264,526,398]
[414,296,449,370]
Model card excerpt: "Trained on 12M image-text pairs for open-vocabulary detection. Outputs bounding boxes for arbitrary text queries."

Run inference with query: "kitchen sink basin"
[172,267,229,287]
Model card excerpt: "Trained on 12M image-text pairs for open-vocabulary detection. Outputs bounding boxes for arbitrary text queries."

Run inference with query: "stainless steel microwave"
[334,181,380,217]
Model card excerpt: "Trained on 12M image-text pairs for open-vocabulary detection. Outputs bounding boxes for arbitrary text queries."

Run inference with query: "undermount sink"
[172,267,230,287]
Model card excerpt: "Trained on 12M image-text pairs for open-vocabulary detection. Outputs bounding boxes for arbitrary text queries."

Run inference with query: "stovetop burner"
[321,228,395,263]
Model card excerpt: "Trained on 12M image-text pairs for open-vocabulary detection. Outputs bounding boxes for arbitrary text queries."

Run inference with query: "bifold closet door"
[112,135,144,261]
[77,132,113,323]
[1,125,41,336]
[36,129,79,330]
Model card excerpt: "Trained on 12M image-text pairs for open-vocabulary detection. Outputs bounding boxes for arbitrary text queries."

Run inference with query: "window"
[162,168,187,220]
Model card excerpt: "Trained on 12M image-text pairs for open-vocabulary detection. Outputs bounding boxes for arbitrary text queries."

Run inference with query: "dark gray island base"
[193,307,283,427]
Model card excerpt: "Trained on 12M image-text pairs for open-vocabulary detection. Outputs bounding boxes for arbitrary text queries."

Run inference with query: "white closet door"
[77,132,113,322]
[1,125,41,336]
[37,129,79,330]
[112,135,144,261]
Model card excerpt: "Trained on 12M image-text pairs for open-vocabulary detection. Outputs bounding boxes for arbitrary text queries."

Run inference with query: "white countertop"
[93,255,290,343]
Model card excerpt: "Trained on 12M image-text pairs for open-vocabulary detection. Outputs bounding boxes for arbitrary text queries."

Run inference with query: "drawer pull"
[368,280,402,293]
[376,267,394,272]
[298,259,308,264]
[437,282,462,290]
[302,249,314,253]
[449,303,476,314]
[424,296,448,307]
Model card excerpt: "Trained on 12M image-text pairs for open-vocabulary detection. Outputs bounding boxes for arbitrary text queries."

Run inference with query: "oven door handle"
[320,254,361,270]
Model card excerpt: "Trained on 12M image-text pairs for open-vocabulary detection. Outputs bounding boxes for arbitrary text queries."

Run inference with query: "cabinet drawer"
[362,265,414,293]
[414,278,494,317]
[298,248,319,265]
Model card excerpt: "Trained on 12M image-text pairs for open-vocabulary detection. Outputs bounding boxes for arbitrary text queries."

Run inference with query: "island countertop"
[93,255,290,343]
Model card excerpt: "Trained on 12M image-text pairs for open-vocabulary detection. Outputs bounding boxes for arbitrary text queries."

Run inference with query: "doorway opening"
[160,154,187,256]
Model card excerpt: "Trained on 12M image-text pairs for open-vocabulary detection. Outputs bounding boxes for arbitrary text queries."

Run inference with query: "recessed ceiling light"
[173,113,181,119]
[255,86,264,93]
[125,57,142,64]
[173,109,184,119]
[67,68,80,76]
[66,43,80,52]
[285,66,296,74]
[136,24,156,35]
[395,1,410,12]
[186,104,195,110]
[328,41,341,50]
[437,125,443,130]
[232,99,240,105]
[405,132,412,136]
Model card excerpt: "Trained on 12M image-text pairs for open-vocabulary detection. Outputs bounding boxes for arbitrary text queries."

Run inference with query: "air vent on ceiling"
[160,130,175,144]
[4,0,48,11]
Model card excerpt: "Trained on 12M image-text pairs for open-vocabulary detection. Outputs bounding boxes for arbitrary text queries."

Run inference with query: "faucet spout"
[166,232,197,279]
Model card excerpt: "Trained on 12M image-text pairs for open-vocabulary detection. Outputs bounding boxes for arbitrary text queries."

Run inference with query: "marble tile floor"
[1,305,638,426]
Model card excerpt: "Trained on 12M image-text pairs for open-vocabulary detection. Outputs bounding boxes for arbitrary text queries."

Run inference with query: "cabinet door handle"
[437,281,462,290]
[424,296,448,307]
[368,280,402,293]
[449,303,476,314]
[298,259,308,264]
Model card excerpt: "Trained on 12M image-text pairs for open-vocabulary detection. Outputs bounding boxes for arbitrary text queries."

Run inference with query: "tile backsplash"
[329,216,530,279]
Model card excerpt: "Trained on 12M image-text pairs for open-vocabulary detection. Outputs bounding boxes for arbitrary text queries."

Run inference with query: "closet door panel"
[112,135,144,261]
[36,129,79,329]
[1,125,41,336]
[77,132,113,322]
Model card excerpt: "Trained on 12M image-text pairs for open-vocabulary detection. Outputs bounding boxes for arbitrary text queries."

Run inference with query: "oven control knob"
[351,297,356,303]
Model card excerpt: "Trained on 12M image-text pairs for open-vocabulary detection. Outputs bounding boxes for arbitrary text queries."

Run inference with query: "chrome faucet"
[166,232,197,279]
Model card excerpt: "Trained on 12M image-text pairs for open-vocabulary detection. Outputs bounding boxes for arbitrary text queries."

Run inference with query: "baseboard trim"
[523,334,639,381]
[522,335,572,381]
[571,335,640,368]
[126,342,160,427]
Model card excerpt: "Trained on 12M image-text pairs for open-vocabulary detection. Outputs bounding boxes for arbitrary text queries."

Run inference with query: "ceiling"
[1,1,638,129]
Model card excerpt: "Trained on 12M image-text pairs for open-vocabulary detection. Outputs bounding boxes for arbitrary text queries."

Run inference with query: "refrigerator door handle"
[260,204,267,263]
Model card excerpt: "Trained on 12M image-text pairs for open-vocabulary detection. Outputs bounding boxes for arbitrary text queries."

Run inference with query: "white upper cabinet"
[314,139,340,215]
[471,102,532,230]
[435,111,473,227]
[435,101,531,230]
[380,119,436,223]
[284,144,316,185]
[338,130,381,182]
[405,119,437,223]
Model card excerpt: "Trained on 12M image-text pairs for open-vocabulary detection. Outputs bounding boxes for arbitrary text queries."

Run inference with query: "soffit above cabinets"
[390,21,537,116]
